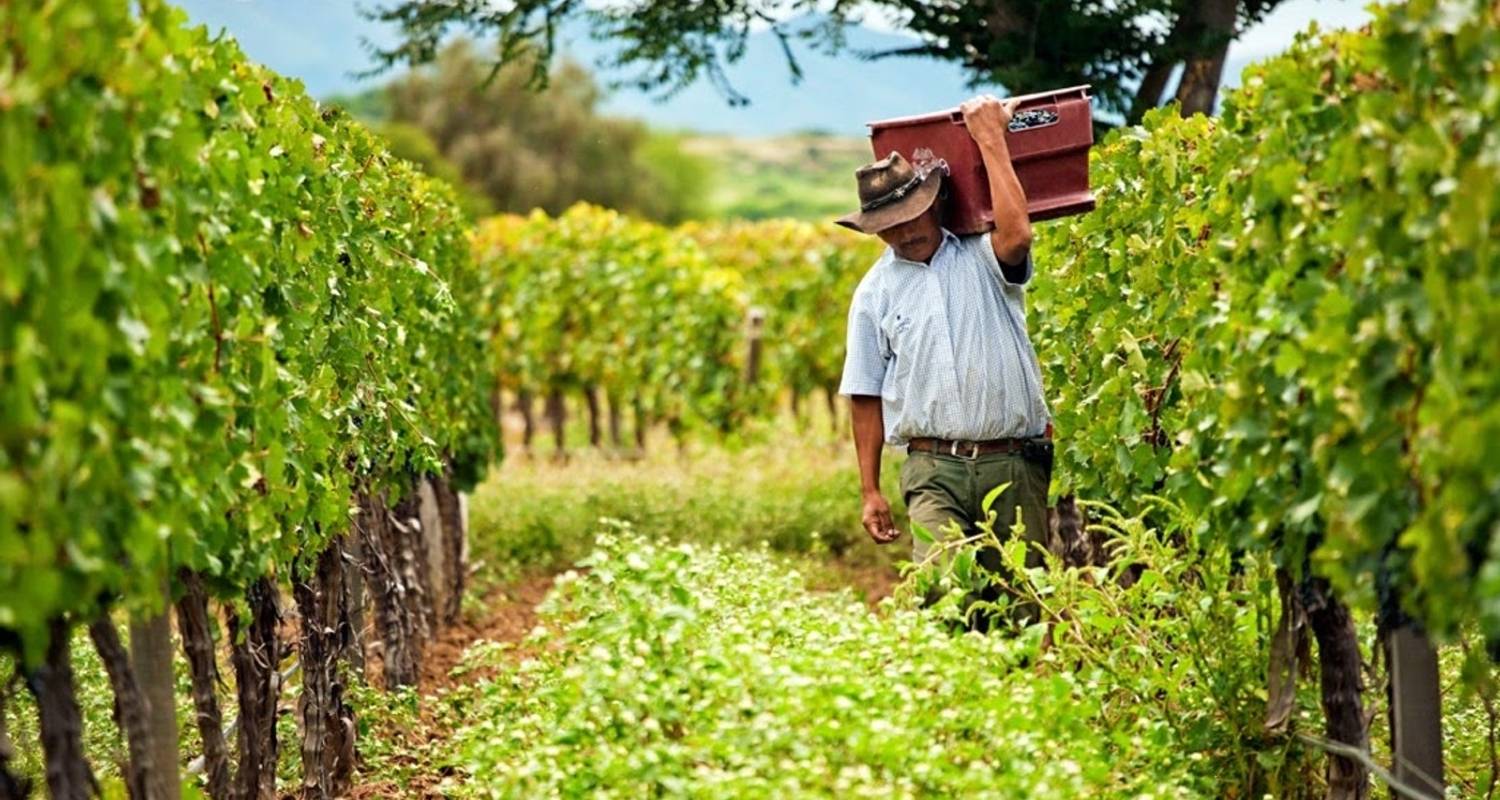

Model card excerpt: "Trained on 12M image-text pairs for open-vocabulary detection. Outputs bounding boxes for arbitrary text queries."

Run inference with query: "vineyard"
[1,0,1497,799]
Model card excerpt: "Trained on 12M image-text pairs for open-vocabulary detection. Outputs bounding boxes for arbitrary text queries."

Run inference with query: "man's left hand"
[960,95,1021,147]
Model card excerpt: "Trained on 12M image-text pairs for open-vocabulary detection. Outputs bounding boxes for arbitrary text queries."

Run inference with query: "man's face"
[876,204,942,263]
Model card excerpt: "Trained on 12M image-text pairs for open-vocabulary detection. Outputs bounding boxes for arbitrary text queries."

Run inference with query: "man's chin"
[897,241,931,260]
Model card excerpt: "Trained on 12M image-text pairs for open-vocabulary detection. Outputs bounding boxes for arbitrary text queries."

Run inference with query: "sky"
[172,0,1376,135]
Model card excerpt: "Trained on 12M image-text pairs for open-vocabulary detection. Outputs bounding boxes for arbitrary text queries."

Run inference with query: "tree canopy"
[365,0,1288,120]
[373,41,708,223]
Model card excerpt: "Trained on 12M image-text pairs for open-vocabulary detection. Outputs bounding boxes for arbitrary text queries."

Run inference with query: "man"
[836,95,1051,629]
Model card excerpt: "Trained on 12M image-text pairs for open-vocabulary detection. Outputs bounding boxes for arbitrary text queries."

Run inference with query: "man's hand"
[961,94,1033,266]
[861,490,900,544]
[960,94,1021,148]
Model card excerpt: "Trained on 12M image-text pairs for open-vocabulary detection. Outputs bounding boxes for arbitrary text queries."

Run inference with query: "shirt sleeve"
[974,233,1034,287]
[837,283,888,397]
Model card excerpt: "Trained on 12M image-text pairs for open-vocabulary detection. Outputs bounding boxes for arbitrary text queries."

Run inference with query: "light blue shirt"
[837,228,1049,446]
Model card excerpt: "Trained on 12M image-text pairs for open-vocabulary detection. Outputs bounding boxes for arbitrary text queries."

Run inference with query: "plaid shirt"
[837,228,1049,446]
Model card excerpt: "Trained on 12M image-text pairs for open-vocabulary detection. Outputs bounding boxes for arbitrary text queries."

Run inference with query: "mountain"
[172,0,1370,136]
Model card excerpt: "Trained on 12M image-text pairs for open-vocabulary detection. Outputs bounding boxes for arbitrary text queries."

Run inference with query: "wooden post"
[1385,624,1445,799]
[745,307,765,386]
[418,478,448,624]
[130,591,182,800]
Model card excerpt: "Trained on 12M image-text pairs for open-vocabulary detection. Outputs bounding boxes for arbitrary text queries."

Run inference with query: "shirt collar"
[889,227,960,267]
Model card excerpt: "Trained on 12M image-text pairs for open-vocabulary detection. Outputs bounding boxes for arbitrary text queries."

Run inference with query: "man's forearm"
[977,136,1033,265]
[849,395,885,495]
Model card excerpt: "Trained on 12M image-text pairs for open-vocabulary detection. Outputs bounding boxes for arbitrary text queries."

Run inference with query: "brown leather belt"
[907,437,1026,459]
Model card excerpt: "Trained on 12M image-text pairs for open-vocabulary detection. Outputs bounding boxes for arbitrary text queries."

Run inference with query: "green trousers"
[899,449,1050,630]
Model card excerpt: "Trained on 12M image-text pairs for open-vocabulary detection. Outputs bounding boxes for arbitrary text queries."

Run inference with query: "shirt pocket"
[879,311,915,354]
[878,310,917,402]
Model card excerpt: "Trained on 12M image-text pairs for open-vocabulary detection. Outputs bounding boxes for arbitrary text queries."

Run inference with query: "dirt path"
[418,573,557,692]
[348,573,557,800]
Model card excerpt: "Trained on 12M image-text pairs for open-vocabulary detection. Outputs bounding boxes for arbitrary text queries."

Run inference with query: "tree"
[364,0,1287,121]
[380,40,710,221]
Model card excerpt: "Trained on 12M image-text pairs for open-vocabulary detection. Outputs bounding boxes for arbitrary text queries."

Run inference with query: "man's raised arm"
[960,95,1034,272]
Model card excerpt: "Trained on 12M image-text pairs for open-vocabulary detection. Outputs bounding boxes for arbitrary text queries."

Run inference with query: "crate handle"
[948,105,1061,132]
[1009,107,1060,132]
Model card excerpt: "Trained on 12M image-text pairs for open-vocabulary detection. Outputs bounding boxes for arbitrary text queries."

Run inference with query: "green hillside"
[683,133,871,222]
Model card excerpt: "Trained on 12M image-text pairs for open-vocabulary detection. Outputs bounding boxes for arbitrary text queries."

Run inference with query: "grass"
[469,395,905,589]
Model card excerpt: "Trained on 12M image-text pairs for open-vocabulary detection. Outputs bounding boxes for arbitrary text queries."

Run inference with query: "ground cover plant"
[429,515,1277,799]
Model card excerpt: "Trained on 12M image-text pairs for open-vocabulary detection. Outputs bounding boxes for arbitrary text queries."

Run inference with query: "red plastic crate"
[867,85,1096,234]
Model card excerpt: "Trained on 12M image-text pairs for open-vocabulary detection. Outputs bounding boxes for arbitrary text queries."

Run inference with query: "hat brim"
[834,170,943,234]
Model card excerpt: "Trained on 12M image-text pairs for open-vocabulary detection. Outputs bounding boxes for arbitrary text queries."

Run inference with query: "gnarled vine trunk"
[545,388,567,460]
[516,389,536,453]
[358,492,419,688]
[227,576,282,800]
[24,619,95,800]
[584,384,603,448]
[1306,577,1370,800]
[87,618,156,800]
[176,570,232,800]
[632,395,647,453]
[294,538,356,800]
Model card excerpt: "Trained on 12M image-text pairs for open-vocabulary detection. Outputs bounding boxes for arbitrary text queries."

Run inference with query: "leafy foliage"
[0,0,498,659]
[370,120,494,221]
[1029,0,1499,645]
[474,206,748,434]
[472,207,879,436]
[435,526,1268,797]
[682,219,879,402]
[363,0,1286,118]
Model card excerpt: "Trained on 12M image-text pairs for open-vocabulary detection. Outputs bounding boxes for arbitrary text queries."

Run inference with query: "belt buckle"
[949,439,980,460]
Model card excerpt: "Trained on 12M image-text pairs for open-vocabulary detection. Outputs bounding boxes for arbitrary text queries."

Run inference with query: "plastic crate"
[867,85,1096,234]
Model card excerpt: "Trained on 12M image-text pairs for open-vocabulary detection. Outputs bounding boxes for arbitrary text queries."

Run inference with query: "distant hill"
[683,133,871,221]
[173,0,1370,136]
